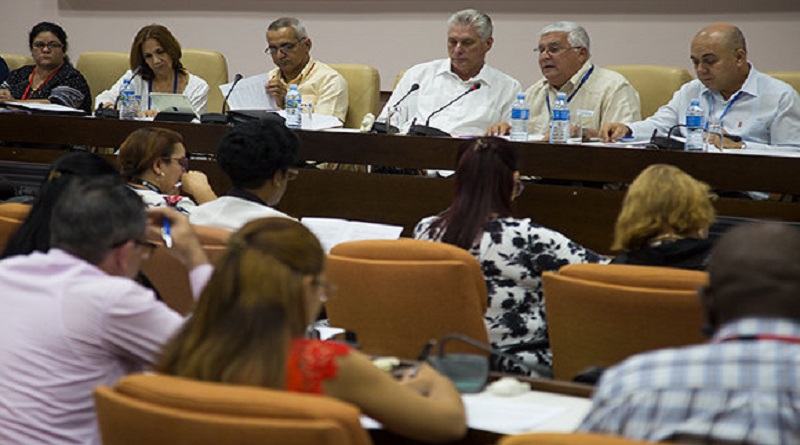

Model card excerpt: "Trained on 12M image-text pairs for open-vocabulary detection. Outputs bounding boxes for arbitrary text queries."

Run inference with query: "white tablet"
[149,93,196,116]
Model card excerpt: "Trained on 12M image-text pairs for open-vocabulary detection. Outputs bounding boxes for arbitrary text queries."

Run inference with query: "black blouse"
[1,63,92,113]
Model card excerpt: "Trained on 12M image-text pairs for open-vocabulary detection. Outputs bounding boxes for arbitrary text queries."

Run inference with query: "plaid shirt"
[579,318,800,445]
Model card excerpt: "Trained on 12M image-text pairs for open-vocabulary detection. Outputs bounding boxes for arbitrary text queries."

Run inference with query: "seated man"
[0,176,211,444]
[601,23,800,149]
[487,21,640,137]
[379,9,521,136]
[189,119,299,231]
[265,17,348,124]
[579,221,800,444]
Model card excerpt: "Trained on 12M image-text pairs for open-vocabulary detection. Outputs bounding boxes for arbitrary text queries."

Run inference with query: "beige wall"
[2,0,799,94]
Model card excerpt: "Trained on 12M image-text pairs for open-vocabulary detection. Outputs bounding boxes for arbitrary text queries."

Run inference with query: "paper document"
[1,101,84,114]
[300,217,403,253]
[275,110,343,130]
[219,73,278,111]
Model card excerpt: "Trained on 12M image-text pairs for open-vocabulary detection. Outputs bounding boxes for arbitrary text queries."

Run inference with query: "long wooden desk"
[2,112,799,253]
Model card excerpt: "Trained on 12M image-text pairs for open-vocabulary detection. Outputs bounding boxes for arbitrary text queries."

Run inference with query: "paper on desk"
[275,110,343,130]
[2,101,84,114]
[301,217,403,253]
[219,73,278,111]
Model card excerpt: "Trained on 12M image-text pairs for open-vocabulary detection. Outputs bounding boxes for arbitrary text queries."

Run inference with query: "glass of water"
[705,119,724,151]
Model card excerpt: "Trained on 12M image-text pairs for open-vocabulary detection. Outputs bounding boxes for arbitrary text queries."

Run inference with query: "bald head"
[707,222,800,325]
[690,23,750,99]
[693,23,747,52]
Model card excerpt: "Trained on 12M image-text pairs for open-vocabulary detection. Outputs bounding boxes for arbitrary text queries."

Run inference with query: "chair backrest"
[329,63,381,129]
[766,71,800,95]
[140,224,232,315]
[605,65,693,119]
[1,53,35,71]
[75,51,130,103]
[543,263,708,381]
[498,432,662,445]
[325,238,489,359]
[94,374,372,445]
[182,49,229,114]
[0,202,31,254]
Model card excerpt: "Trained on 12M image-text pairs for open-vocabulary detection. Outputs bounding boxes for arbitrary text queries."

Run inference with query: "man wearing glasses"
[264,17,349,124]
[0,176,211,444]
[487,21,640,138]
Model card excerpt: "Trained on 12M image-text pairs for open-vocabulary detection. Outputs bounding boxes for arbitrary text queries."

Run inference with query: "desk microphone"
[371,83,420,133]
[201,73,243,124]
[392,83,420,108]
[96,65,143,118]
[409,82,481,137]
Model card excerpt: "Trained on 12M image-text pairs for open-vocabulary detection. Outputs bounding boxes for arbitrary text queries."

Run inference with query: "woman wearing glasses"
[414,137,606,378]
[118,127,216,215]
[0,22,92,113]
[96,24,209,116]
[158,217,467,443]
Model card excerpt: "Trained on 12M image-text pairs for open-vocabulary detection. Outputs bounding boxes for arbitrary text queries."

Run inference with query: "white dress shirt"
[189,196,294,232]
[95,70,210,115]
[626,65,800,149]
[379,59,521,136]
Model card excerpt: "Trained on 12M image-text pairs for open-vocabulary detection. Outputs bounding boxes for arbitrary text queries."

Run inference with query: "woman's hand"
[180,170,217,204]
[0,89,14,101]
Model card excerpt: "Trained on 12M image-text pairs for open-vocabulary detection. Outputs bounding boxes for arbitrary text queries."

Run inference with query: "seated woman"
[414,137,607,378]
[95,24,209,116]
[118,127,216,214]
[611,164,716,270]
[0,22,92,113]
[157,217,467,443]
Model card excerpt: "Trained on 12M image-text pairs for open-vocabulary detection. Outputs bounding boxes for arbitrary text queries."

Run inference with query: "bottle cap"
[556,92,567,100]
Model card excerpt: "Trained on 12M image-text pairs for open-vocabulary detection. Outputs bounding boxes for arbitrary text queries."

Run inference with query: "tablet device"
[149,93,196,116]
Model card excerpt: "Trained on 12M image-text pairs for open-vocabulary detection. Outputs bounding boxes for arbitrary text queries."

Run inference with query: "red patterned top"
[286,339,352,394]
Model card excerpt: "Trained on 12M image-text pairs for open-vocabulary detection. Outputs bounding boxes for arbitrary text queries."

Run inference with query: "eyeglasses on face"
[162,156,190,172]
[32,42,64,51]
[534,45,581,56]
[265,38,306,55]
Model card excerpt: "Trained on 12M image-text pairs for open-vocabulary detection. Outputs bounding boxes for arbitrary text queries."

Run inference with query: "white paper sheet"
[219,73,278,111]
[300,217,403,253]
[2,101,84,114]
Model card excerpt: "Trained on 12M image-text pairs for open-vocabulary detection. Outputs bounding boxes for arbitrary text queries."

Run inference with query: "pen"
[161,218,173,249]
[408,339,436,378]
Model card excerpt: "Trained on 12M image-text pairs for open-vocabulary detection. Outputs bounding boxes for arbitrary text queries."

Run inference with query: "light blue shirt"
[627,65,800,149]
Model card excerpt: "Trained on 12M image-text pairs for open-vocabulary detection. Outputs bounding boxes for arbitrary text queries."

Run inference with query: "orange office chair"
[498,432,666,445]
[605,65,693,119]
[542,263,708,381]
[94,373,372,445]
[325,238,490,359]
[0,202,31,254]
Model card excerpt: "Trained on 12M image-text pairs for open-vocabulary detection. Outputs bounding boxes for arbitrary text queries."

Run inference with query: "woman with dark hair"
[414,137,606,377]
[0,22,92,113]
[96,24,209,116]
[118,127,216,214]
[158,217,467,443]
[2,152,118,259]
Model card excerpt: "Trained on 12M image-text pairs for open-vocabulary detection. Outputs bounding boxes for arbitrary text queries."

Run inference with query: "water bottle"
[549,92,570,144]
[118,79,136,120]
[509,92,530,142]
[685,99,705,151]
[285,84,302,129]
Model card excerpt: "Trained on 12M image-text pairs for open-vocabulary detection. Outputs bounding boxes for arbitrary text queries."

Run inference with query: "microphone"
[96,66,143,118]
[409,82,482,137]
[371,83,420,134]
[201,73,243,124]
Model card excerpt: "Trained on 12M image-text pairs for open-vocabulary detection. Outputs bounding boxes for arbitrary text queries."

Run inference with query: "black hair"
[29,21,70,62]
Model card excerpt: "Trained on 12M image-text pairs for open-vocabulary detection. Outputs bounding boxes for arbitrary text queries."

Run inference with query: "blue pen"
[161,219,173,248]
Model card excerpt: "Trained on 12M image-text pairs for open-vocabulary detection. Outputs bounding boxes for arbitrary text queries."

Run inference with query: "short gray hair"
[51,176,146,265]
[267,17,308,40]
[539,21,591,52]
[447,9,493,42]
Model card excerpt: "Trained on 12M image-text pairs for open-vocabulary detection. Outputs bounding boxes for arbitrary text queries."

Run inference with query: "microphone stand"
[408,83,481,137]
[201,73,244,124]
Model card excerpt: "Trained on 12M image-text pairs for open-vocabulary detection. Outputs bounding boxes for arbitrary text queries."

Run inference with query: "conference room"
[1,1,800,444]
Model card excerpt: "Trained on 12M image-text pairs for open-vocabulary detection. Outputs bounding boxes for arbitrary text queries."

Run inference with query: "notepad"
[149,93,196,116]
[300,217,403,253]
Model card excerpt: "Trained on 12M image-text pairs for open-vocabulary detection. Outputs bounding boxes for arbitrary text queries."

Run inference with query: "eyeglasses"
[162,156,189,172]
[534,45,581,56]
[286,168,299,181]
[112,238,158,260]
[265,39,305,55]
[314,278,338,303]
[32,42,63,50]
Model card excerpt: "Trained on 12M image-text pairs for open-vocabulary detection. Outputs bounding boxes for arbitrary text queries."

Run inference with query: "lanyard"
[130,179,161,194]
[705,90,744,130]
[716,333,800,344]
[546,65,594,114]
[147,70,179,109]
[21,65,63,100]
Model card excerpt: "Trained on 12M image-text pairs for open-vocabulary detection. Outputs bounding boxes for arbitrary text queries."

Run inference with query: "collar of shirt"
[435,59,492,89]
[277,58,317,86]
[713,317,800,343]
[546,60,594,96]
[700,63,760,104]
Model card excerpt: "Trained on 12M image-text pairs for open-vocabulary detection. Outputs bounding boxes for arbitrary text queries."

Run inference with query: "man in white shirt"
[379,9,521,136]
[265,17,349,123]
[487,21,641,137]
[601,23,800,149]
[190,119,298,231]
[0,176,211,444]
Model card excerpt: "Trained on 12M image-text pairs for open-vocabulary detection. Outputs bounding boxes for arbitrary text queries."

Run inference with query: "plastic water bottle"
[509,92,530,142]
[118,79,136,120]
[549,92,570,144]
[285,84,302,129]
[685,99,705,151]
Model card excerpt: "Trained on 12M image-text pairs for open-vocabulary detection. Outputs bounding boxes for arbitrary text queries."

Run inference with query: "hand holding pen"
[145,207,209,269]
